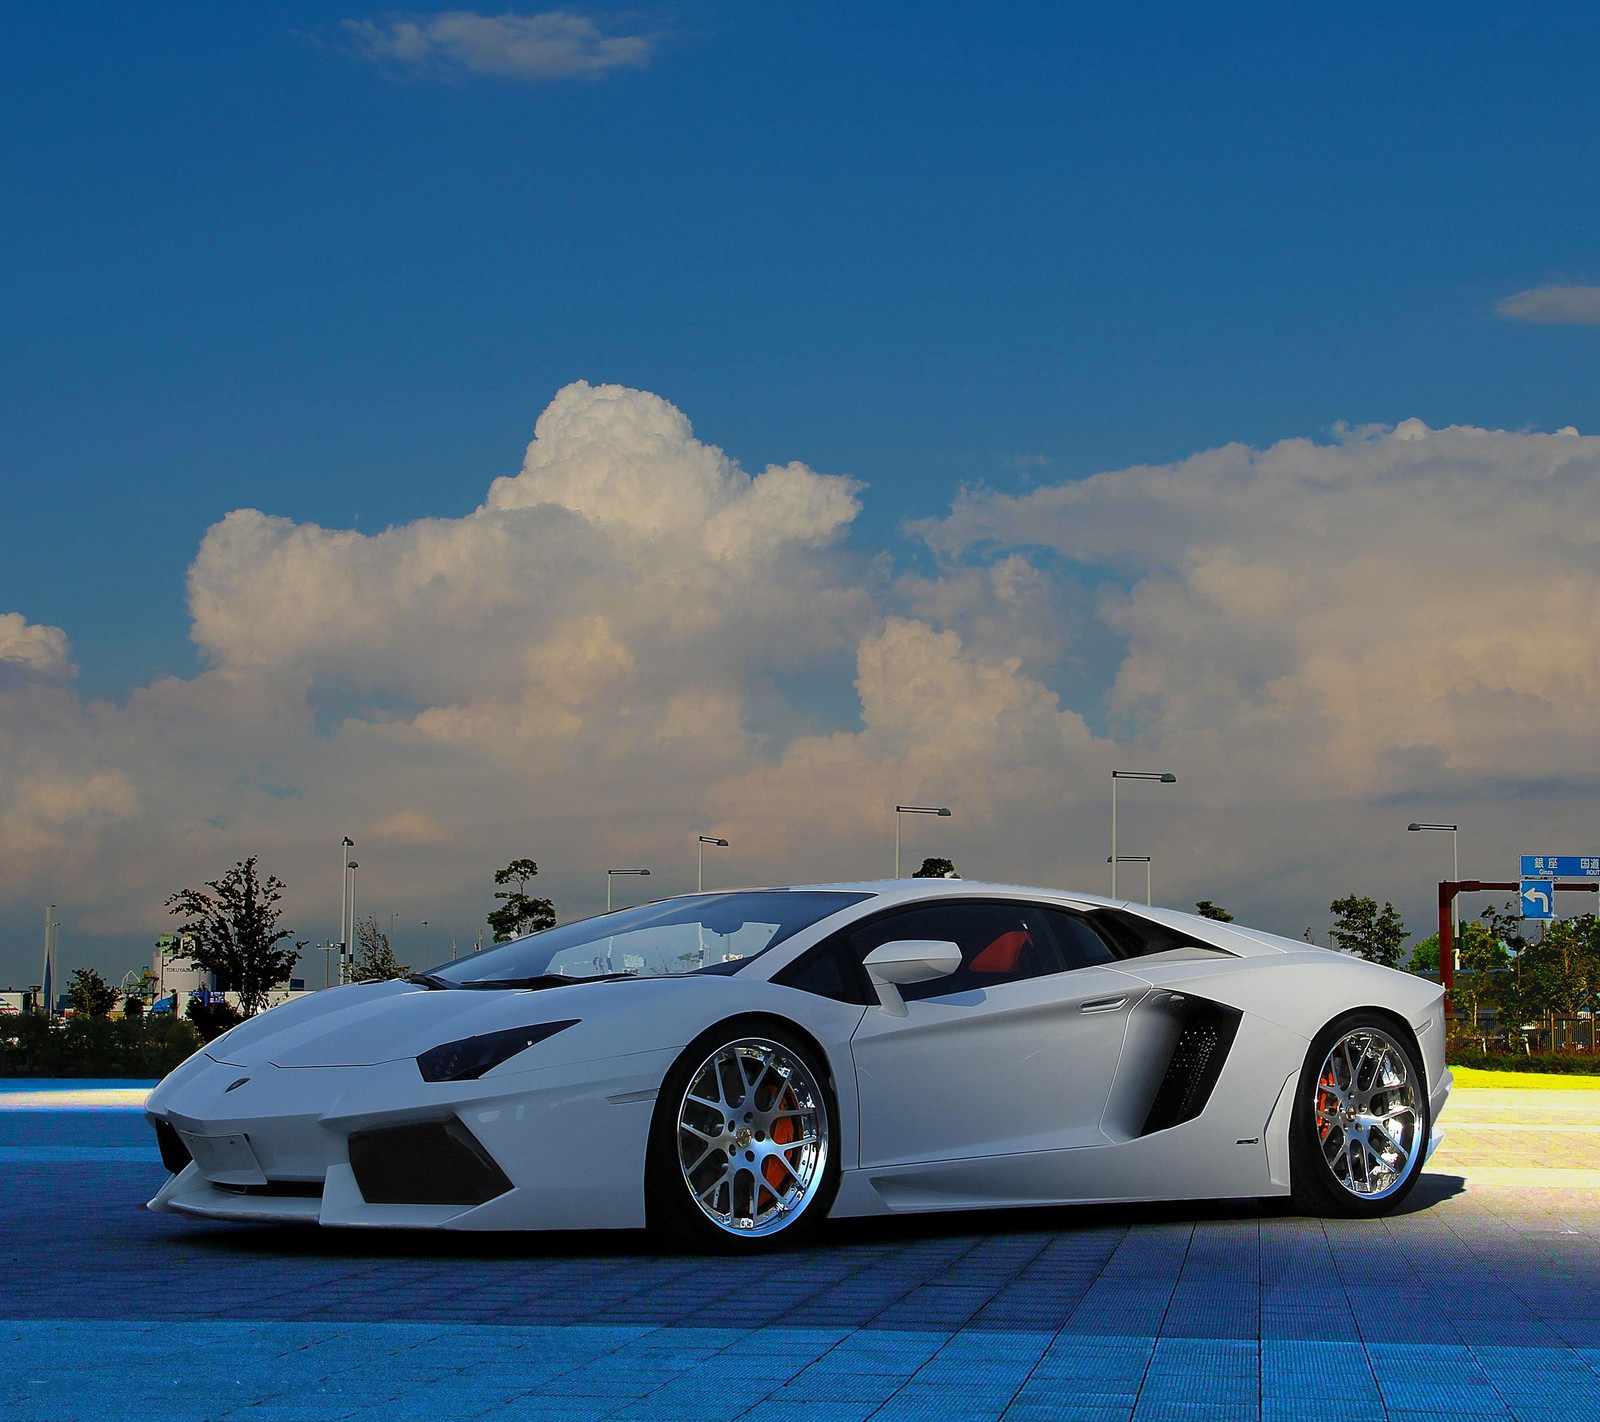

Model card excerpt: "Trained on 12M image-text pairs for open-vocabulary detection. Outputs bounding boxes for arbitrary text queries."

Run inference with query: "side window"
[1042,910,1120,969]
[844,901,1072,1002]
[774,941,868,1004]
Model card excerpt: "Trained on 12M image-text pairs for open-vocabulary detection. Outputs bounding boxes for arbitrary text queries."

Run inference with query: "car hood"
[204,977,654,1069]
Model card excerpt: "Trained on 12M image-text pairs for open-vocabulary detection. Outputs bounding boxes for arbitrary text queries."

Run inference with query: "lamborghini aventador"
[145,880,1449,1250]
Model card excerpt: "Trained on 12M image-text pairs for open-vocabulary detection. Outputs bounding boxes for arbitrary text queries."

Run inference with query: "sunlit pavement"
[3,1079,1600,1422]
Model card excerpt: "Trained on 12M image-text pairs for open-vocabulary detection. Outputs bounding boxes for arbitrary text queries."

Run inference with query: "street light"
[607,869,651,912]
[1108,855,1153,906]
[1408,822,1460,960]
[697,836,729,893]
[894,805,952,879]
[316,939,338,990]
[337,836,354,985]
[420,920,429,960]
[344,861,359,984]
[1111,771,1175,897]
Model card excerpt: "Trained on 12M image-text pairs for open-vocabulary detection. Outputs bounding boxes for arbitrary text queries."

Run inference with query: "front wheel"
[1289,1012,1429,1217]
[646,1020,839,1251]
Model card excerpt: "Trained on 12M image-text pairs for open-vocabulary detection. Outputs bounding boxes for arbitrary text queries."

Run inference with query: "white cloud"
[343,10,655,81]
[0,612,74,685]
[1495,285,1600,326]
[922,419,1600,782]
[6,392,1600,983]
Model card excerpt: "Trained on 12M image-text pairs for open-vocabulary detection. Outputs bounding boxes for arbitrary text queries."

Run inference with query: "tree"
[352,914,409,982]
[165,857,303,1017]
[488,858,556,943]
[186,996,245,1042]
[1194,901,1234,922]
[912,857,959,879]
[1409,933,1440,974]
[1450,918,1512,1036]
[1538,914,1600,1023]
[67,968,117,1018]
[1328,894,1408,969]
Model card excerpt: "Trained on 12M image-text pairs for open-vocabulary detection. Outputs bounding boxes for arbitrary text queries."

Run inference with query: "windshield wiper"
[457,972,639,990]
[404,972,453,990]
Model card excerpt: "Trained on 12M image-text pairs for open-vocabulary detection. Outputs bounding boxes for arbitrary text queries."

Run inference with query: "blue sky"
[7,2,1598,695]
[4,3,1600,986]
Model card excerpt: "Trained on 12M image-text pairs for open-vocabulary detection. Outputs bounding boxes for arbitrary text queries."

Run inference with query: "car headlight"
[416,1019,580,1082]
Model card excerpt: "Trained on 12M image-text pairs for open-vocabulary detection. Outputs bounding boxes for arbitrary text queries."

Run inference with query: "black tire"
[646,1017,840,1252]
[1289,1010,1430,1218]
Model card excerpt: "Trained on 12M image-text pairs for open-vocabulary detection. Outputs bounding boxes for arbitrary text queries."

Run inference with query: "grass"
[1451,1066,1600,1090]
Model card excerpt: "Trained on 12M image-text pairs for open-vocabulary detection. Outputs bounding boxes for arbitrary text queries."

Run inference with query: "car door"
[846,899,1148,1169]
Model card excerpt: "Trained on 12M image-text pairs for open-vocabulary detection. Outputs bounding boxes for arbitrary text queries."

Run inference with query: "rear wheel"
[646,1020,838,1252]
[1290,1012,1428,1217]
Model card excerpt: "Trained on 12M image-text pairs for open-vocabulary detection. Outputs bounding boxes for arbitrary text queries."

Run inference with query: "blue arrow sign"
[1521,881,1555,920]
[1520,855,1600,879]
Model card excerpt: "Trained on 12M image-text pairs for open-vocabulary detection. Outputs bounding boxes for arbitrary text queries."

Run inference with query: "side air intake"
[1139,997,1243,1136]
[348,1119,514,1206]
[152,1118,193,1175]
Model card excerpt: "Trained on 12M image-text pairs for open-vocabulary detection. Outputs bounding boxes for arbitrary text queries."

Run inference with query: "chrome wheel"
[1312,1026,1421,1200]
[675,1036,829,1238]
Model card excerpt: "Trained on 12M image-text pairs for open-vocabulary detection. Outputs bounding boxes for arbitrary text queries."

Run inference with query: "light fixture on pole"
[1110,771,1175,897]
[338,836,354,986]
[420,920,429,959]
[1408,822,1460,963]
[344,862,359,984]
[607,869,651,912]
[894,805,952,879]
[318,939,338,990]
[1107,855,1153,906]
[697,836,729,893]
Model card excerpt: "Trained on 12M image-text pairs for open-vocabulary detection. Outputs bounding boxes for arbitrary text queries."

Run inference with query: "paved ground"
[3,1079,1600,1422]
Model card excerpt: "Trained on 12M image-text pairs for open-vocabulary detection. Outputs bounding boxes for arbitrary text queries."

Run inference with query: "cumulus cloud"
[1495,285,1600,325]
[5,389,1600,982]
[343,9,655,81]
[0,612,74,686]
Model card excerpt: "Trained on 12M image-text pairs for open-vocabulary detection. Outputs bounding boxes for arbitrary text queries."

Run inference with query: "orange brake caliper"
[763,1091,797,1192]
[1317,1067,1337,1142]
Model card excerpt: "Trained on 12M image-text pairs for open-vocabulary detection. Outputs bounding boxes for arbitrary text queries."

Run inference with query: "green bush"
[1448,1047,1600,1075]
[185,998,244,1042]
[0,1012,204,1078]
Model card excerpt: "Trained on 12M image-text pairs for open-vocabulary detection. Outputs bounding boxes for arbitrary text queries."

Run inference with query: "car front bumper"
[145,1045,676,1231]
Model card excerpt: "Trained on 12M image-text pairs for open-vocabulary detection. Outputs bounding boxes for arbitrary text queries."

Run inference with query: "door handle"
[1079,995,1127,1014]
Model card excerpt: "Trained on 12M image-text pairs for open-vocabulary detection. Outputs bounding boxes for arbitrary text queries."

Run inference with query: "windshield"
[417,890,871,986]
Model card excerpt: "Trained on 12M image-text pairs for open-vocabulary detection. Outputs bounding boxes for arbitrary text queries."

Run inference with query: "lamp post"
[1107,855,1153,905]
[1111,771,1175,896]
[344,861,358,984]
[420,920,428,960]
[1408,822,1460,960]
[697,836,729,893]
[607,869,651,912]
[317,939,338,990]
[894,805,952,879]
[337,836,354,985]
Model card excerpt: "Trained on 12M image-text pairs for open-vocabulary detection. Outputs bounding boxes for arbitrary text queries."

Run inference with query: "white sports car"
[146,881,1450,1250]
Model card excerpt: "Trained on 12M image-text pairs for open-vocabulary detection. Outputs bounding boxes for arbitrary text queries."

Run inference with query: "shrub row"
[0,1013,203,1078]
[1447,1047,1600,1075]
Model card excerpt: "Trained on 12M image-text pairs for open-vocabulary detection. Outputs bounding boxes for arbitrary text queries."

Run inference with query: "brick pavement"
[2,1080,1599,1421]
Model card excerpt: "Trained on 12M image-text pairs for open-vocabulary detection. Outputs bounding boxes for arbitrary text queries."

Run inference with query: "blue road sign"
[1520,855,1600,879]
[1521,881,1556,920]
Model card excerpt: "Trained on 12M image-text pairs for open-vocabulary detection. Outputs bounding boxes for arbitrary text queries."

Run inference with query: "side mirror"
[862,939,962,1016]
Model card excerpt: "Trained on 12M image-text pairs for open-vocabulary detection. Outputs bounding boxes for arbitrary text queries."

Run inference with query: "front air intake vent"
[1139,998,1242,1136]
[152,1119,193,1175]
[347,1119,513,1206]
